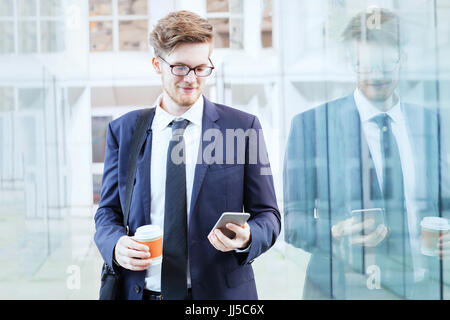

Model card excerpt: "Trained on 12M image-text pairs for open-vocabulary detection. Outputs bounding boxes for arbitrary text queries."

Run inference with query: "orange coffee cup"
[133,225,163,264]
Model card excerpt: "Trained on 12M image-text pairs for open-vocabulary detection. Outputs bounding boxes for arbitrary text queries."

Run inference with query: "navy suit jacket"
[94,96,281,300]
[283,93,442,299]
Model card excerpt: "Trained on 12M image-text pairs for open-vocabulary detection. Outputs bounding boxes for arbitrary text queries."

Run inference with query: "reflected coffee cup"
[132,225,163,264]
[420,217,450,256]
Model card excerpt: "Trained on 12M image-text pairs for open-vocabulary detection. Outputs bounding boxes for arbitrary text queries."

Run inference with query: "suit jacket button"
[134,285,141,293]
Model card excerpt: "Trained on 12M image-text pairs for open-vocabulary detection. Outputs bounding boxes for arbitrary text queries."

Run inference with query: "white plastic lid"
[420,217,450,231]
[135,225,162,240]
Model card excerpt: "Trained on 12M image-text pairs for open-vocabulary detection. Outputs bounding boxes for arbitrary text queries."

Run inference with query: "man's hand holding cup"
[114,235,152,271]
[114,224,163,271]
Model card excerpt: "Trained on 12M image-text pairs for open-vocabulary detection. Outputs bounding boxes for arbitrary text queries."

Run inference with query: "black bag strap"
[123,108,155,234]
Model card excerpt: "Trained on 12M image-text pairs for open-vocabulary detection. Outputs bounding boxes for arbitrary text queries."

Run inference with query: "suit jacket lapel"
[189,97,220,218]
[403,104,439,212]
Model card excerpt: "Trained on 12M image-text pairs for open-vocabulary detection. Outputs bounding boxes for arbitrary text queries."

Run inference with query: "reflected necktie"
[372,114,404,199]
[161,118,190,300]
[373,113,405,252]
[371,113,411,297]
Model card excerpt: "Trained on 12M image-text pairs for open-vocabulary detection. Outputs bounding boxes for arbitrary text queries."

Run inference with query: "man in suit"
[94,10,280,300]
[283,8,443,299]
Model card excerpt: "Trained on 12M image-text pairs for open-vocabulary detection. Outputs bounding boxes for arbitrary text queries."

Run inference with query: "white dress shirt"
[354,88,425,282]
[354,88,415,193]
[145,94,203,292]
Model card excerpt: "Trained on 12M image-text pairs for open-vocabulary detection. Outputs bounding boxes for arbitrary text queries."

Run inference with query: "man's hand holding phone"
[208,212,251,252]
[331,208,388,247]
[208,222,251,252]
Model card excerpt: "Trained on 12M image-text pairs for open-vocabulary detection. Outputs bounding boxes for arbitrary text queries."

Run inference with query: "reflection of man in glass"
[283,8,442,299]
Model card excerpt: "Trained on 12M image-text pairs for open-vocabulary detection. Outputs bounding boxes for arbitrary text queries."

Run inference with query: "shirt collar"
[152,94,204,132]
[354,88,404,124]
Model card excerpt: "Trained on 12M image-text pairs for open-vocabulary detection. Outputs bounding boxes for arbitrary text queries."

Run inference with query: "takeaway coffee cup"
[133,225,163,264]
[420,217,450,256]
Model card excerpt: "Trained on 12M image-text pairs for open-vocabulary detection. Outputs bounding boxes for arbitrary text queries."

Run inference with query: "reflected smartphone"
[350,208,385,236]
[210,212,251,239]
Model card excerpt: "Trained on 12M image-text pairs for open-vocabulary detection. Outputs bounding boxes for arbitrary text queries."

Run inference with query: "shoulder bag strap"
[123,108,155,233]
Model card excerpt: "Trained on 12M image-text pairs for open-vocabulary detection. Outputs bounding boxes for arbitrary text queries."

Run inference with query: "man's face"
[157,42,212,109]
[353,41,401,102]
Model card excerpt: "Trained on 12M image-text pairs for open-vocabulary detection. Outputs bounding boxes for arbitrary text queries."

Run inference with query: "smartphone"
[210,212,251,239]
[350,208,385,236]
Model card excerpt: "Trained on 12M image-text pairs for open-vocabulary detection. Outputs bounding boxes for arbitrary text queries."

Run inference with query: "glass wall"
[0,0,449,300]
[0,0,95,299]
[281,1,450,299]
[88,0,149,52]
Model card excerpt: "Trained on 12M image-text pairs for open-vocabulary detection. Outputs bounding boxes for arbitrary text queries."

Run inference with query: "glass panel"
[207,0,228,13]
[231,84,268,106]
[40,0,63,16]
[11,116,48,279]
[0,0,13,16]
[89,20,113,51]
[118,20,148,51]
[18,89,43,110]
[17,0,36,17]
[0,117,2,174]
[19,116,38,167]
[282,3,449,300]
[209,18,229,48]
[261,0,273,48]
[118,0,147,15]
[229,0,243,13]
[92,116,112,163]
[230,18,243,49]
[0,87,14,112]
[40,21,65,53]
[0,22,14,54]
[0,0,90,301]
[93,174,102,204]
[89,0,112,16]
[439,0,450,296]
[18,21,37,53]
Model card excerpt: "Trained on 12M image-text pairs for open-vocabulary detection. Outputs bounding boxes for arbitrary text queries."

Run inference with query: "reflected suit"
[283,93,442,299]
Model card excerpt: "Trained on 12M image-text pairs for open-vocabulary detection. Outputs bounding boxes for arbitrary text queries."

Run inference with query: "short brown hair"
[149,10,214,57]
[341,8,400,46]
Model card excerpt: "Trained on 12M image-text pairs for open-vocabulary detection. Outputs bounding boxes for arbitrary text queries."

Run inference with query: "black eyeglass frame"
[158,55,215,77]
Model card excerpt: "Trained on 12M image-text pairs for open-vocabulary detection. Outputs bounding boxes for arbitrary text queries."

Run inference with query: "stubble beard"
[166,84,202,108]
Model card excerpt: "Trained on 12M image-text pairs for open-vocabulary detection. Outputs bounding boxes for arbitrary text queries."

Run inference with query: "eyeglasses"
[352,57,401,74]
[158,56,215,77]
[353,61,400,74]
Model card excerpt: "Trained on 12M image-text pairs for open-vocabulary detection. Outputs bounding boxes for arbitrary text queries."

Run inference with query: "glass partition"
[282,1,450,299]
[0,0,94,299]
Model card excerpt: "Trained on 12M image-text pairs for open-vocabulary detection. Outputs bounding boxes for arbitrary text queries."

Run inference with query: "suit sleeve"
[239,115,281,265]
[94,122,127,273]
